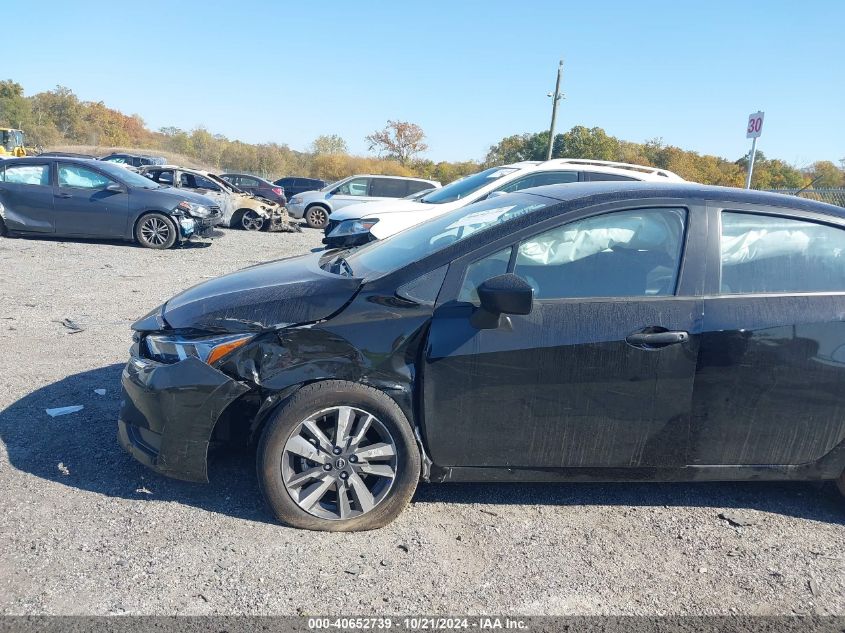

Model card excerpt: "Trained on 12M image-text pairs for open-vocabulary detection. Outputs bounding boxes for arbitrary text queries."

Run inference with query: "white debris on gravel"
[45,405,84,417]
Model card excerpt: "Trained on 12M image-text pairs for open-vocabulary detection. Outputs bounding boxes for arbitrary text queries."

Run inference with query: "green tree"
[310,134,347,155]
[554,125,620,160]
[807,161,844,188]
[0,80,33,130]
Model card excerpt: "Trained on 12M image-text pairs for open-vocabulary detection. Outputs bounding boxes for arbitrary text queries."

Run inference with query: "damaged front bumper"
[118,352,249,482]
[179,211,224,241]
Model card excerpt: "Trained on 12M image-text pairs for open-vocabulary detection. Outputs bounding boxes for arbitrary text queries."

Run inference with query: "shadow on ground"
[3,234,212,249]
[1,365,843,527]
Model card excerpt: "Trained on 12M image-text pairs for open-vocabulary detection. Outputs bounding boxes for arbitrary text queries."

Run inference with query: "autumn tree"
[311,134,347,155]
[366,120,428,165]
[807,161,844,188]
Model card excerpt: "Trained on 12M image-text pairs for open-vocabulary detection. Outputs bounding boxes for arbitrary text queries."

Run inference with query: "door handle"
[626,330,689,348]
[54,193,72,199]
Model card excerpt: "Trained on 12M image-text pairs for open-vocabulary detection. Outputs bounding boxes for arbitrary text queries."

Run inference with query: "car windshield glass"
[419,167,520,204]
[97,162,162,188]
[342,192,552,278]
[320,179,341,192]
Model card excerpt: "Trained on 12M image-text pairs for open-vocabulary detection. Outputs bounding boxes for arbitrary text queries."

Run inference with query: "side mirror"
[471,273,534,329]
[105,183,124,193]
[486,190,508,200]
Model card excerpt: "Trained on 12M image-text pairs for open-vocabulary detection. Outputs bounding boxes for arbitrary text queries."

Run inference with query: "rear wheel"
[304,205,329,229]
[837,472,845,497]
[240,209,265,231]
[257,381,421,531]
[135,213,177,249]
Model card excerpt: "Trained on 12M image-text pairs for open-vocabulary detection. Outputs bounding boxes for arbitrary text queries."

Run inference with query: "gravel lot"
[0,228,843,616]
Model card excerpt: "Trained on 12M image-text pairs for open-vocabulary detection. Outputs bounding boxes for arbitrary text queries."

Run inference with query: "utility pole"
[546,60,564,160]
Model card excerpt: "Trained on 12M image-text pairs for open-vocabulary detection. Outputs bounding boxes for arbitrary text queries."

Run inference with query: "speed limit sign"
[747,111,765,138]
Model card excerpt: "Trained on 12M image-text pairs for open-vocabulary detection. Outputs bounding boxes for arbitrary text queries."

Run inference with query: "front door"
[53,163,129,237]
[423,205,702,469]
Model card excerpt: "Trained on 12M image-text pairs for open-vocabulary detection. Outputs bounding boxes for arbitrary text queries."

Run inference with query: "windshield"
[418,167,520,204]
[342,192,552,278]
[98,162,162,188]
[1,130,12,151]
[320,179,342,192]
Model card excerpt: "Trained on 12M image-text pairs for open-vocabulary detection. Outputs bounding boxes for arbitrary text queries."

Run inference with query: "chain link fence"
[762,188,845,207]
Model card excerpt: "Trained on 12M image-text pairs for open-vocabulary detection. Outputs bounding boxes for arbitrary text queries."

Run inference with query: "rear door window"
[586,172,638,181]
[720,211,845,294]
[370,178,409,197]
[495,171,578,193]
[2,164,51,185]
[148,170,174,185]
[406,180,433,195]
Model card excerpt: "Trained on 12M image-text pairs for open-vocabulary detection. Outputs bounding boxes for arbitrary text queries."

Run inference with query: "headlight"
[176,201,211,218]
[329,218,379,237]
[143,333,252,365]
[289,196,302,204]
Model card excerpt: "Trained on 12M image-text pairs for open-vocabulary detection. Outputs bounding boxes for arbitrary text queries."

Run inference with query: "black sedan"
[0,157,221,249]
[118,182,845,530]
[220,173,287,205]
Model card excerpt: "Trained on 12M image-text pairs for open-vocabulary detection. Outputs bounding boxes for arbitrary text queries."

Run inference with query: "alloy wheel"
[140,217,170,246]
[241,210,265,231]
[281,406,398,520]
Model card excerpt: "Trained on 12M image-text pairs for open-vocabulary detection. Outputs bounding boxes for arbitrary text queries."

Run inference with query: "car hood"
[153,186,218,208]
[160,252,362,332]
[330,199,431,221]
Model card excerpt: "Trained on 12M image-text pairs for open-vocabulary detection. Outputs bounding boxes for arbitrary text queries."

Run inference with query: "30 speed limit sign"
[747,111,765,138]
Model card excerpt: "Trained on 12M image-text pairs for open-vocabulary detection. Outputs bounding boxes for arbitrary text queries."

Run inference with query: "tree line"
[1,80,842,188]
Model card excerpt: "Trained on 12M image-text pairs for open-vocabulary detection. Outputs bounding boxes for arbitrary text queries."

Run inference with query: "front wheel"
[304,205,329,229]
[257,381,421,531]
[135,213,177,249]
[240,209,265,231]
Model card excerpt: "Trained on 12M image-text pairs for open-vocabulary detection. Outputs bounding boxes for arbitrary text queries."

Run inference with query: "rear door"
[0,161,55,233]
[423,200,706,469]
[53,162,129,237]
[691,203,845,466]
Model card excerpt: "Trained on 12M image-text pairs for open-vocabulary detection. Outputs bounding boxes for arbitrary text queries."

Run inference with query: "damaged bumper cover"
[118,352,249,482]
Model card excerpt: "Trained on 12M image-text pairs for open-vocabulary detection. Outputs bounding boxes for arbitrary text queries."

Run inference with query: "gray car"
[287,174,440,229]
[0,157,221,249]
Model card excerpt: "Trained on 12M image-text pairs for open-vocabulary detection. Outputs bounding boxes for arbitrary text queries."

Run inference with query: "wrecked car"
[119,182,845,531]
[140,165,293,231]
[0,157,221,249]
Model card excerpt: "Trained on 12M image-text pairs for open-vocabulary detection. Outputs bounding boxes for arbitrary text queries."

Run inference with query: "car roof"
[525,181,845,219]
[345,174,439,183]
[499,158,684,181]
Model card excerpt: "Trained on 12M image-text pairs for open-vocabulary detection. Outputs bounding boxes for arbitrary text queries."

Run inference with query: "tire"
[837,471,845,497]
[135,213,177,249]
[304,205,329,229]
[0,216,6,237]
[257,380,421,531]
[240,209,265,231]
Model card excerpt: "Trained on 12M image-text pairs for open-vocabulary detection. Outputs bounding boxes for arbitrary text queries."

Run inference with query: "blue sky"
[11,0,845,166]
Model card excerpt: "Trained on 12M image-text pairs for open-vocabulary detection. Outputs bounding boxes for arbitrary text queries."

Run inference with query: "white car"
[287,174,441,229]
[322,159,684,248]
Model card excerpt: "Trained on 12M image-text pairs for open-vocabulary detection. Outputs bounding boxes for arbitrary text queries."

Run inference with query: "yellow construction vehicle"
[0,128,27,157]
